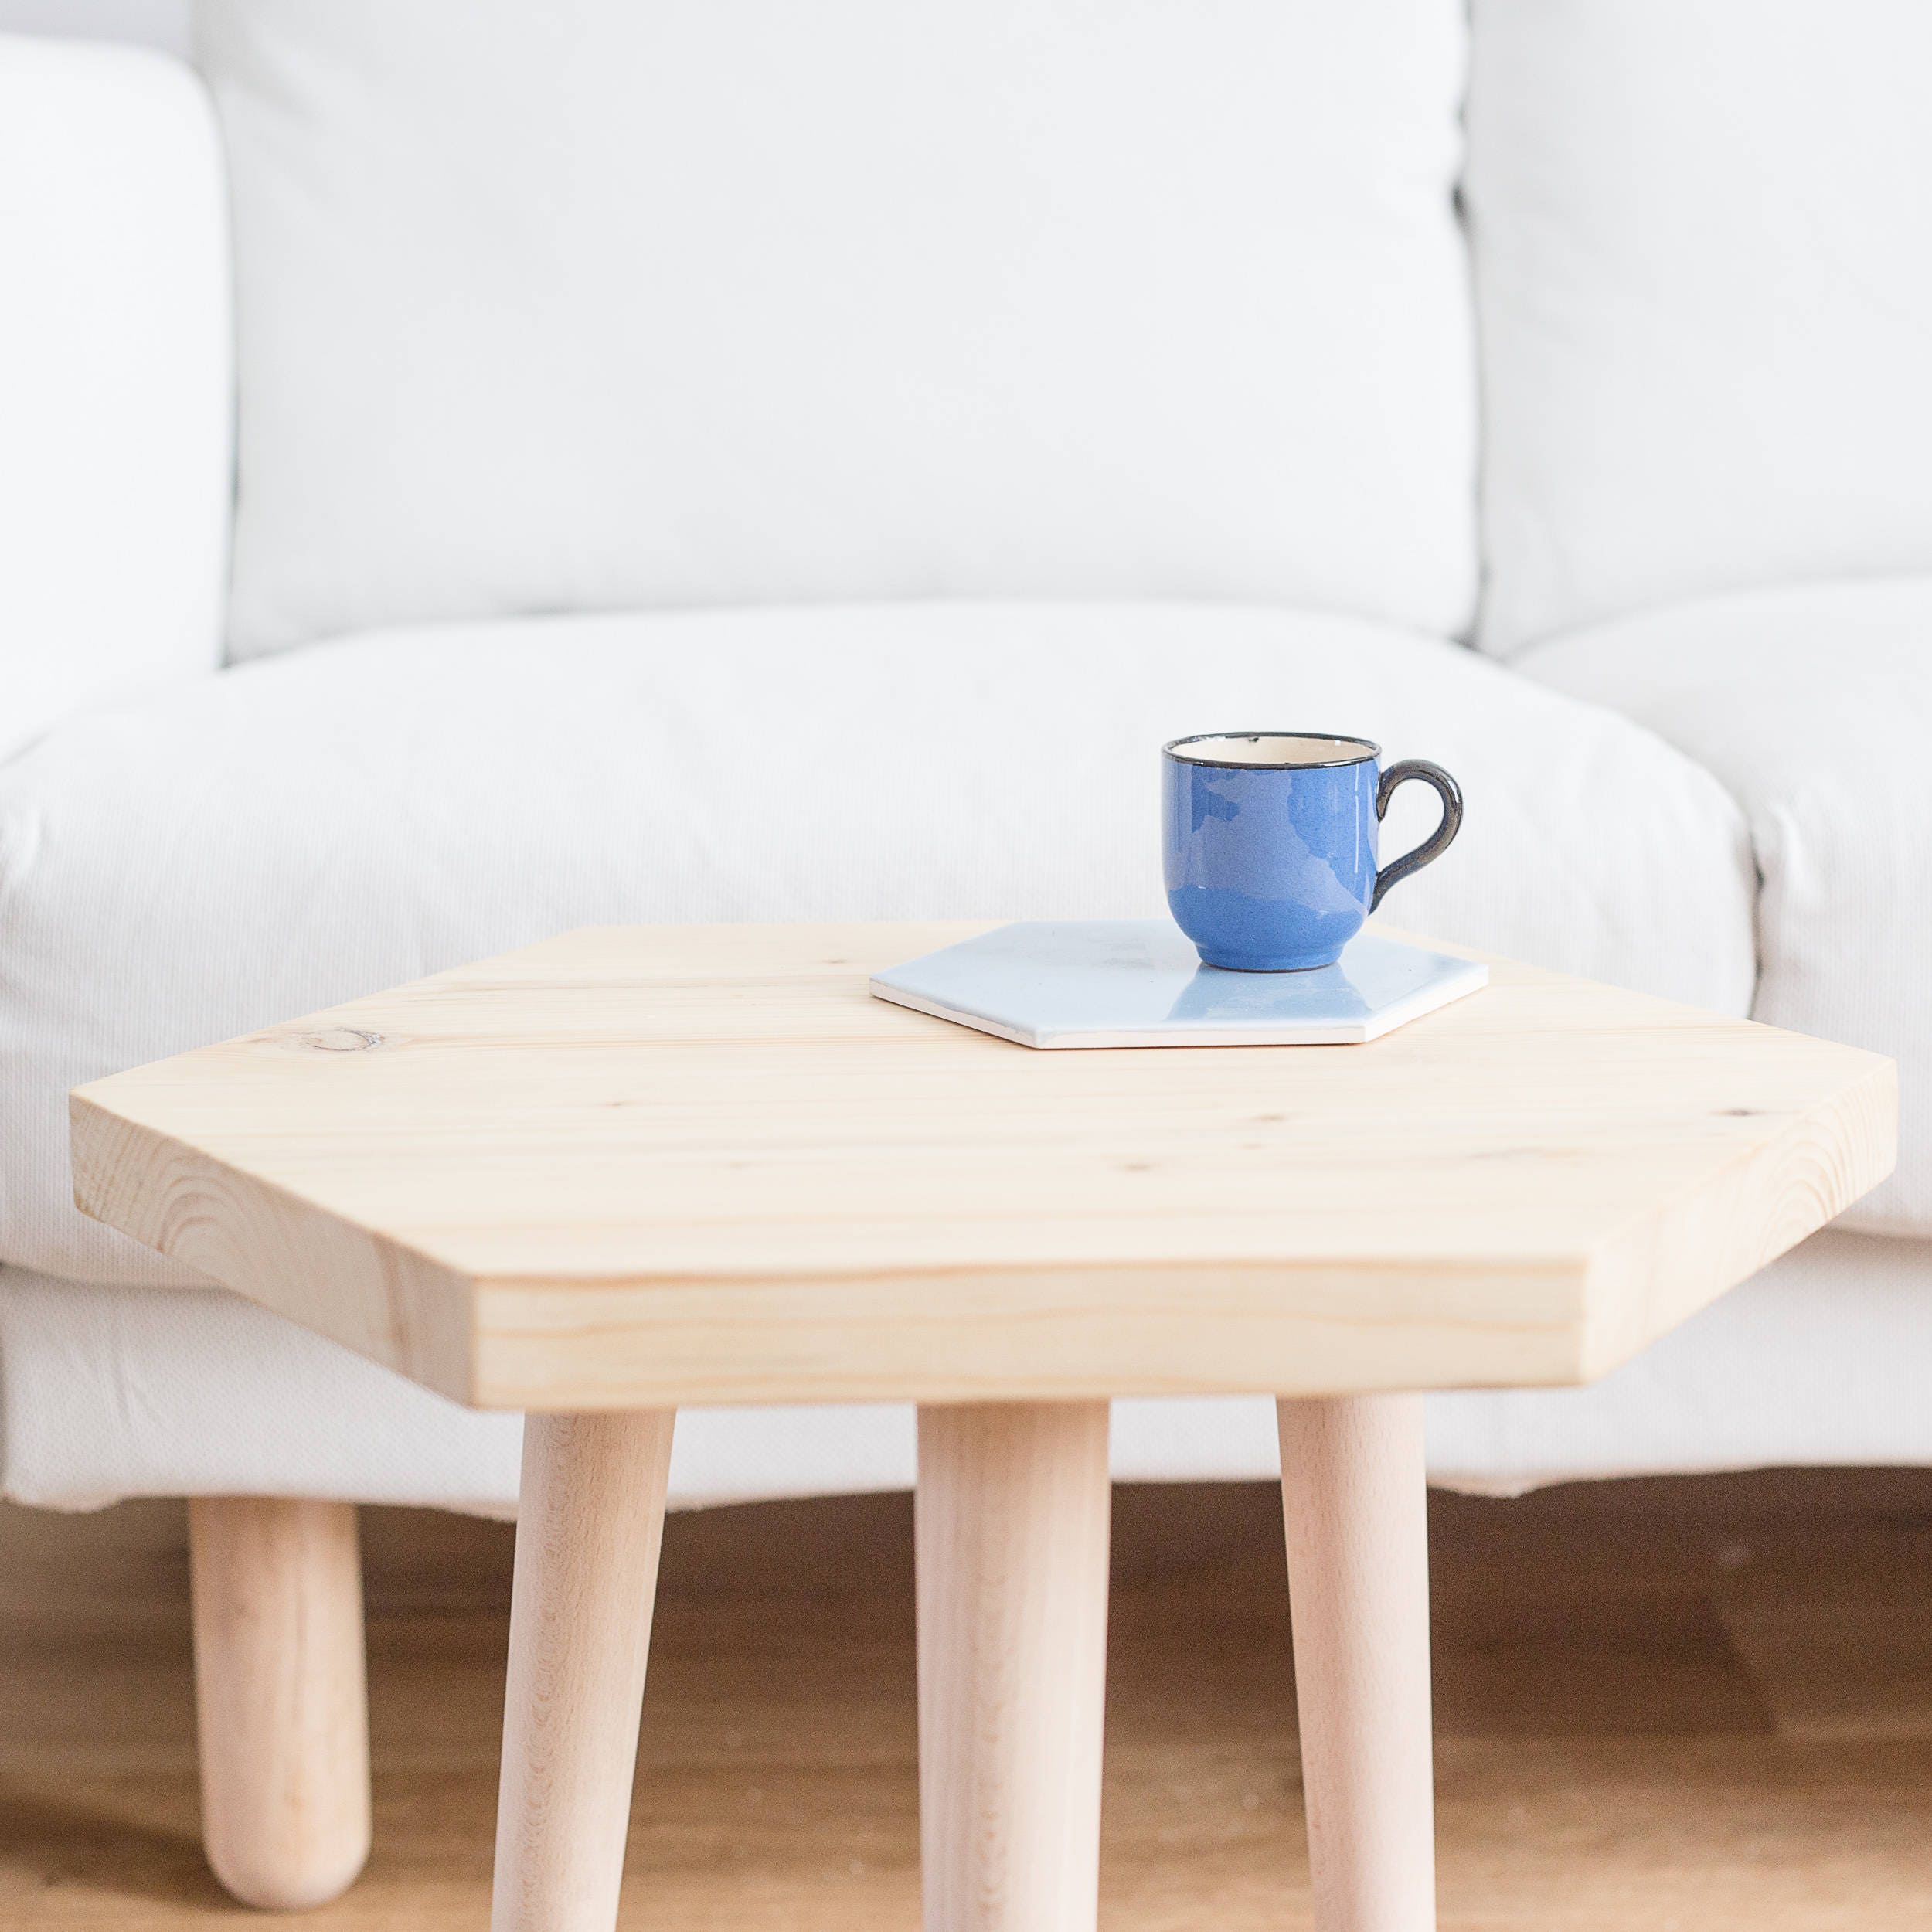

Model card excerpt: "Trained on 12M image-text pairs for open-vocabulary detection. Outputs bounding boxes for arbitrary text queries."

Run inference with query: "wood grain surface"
[916,1402,1111,1932]
[70,922,1896,1409]
[1278,1398,1434,1932]
[9,1474,1932,1931]
[186,1498,370,1910]
[490,1413,675,1932]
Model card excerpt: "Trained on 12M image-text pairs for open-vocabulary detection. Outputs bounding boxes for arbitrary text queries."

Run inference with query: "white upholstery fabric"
[0,2,189,51]
[0,36,228,763]
[0,1267,523,1515]
[197,0,1477,658]
[1427,1232,1932,1495]
[0,602,1754,1286]
[1520,579,1932,1237]
[1467,0,1932,655]
[8,1232,1926,1509]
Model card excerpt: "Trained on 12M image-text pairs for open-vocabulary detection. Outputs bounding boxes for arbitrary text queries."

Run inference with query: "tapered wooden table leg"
[491,1410,675,1932]
[916,1400,1111,1932]
[1278,1393,1434,1932]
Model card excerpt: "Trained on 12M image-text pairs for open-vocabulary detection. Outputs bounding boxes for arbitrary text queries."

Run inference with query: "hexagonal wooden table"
[71,923,1895,1932]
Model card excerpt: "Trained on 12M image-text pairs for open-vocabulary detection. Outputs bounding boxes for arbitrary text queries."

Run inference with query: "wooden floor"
[5,1470,1932,1929]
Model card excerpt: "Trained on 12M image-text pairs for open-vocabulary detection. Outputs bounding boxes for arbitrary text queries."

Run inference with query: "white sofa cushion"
[196,0,1477,658]
[10,1230,1927,1510]
[0,4,188,49]
[1467,0,1932,654]
[0,36,228,763]
[1519,578,1932,1236]
[0,601,1753,1286]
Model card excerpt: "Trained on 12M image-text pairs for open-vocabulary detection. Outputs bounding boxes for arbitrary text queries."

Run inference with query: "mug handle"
[1370,760,1463,912]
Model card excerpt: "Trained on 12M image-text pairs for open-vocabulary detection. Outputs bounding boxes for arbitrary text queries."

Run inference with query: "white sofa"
[3,0,1929,1903]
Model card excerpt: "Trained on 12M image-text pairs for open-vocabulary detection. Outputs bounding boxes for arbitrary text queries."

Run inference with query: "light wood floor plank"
[7,1474,1932,1929]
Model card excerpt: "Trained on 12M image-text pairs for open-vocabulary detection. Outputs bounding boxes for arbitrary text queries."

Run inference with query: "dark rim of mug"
[1162,731,1380,770]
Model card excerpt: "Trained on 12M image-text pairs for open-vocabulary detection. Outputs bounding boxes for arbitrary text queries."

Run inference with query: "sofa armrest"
[1518,578,1932,1239]
[0,35,230,766]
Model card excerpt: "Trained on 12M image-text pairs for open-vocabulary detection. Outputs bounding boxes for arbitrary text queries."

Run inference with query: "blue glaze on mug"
[1162,733,1463,972]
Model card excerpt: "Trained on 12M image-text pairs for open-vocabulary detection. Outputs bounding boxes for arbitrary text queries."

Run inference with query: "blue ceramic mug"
[1162,732,1462,971]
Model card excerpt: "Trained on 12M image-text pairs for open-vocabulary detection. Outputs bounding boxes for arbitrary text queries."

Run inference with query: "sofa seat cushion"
[1519,577,1932,1235]
[0,601,1754,1285]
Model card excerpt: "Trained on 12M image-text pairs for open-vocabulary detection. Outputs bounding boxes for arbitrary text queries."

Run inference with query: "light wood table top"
[71,921,1895,1413]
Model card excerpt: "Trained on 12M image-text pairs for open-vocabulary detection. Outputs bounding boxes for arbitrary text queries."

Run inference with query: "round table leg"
[1277,1393,1435,1932]
[916,1400,1112,1932]
[491,1410,676,1932]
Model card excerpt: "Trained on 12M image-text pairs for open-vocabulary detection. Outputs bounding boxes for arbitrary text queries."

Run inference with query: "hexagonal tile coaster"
[869,920,1487,1049]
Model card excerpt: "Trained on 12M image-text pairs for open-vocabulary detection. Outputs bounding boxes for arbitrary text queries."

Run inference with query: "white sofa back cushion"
[0,2,189,52]
[198,0,1476,659]
[0,36,228,760]
[1468,0,1932,655]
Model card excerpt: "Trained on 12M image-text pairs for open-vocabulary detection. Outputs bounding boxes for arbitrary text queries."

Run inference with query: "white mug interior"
[1165,732,1376,768]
